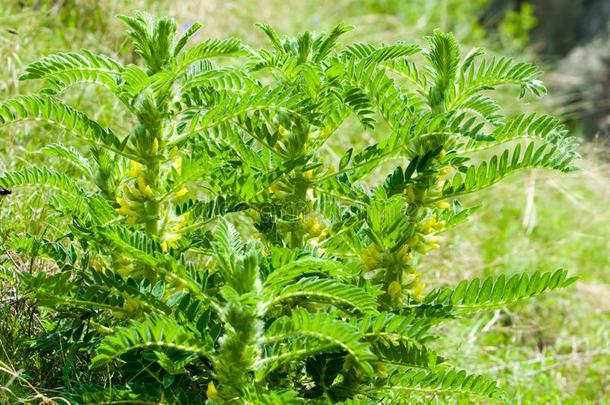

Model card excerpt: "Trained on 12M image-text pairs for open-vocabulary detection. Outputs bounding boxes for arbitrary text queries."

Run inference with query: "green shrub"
[0,12,579,403]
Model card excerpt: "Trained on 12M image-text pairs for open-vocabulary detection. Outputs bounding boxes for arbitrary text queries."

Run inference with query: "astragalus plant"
[0,12,579,404]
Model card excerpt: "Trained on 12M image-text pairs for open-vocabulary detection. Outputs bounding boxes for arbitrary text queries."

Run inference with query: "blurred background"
[1,0,608,403]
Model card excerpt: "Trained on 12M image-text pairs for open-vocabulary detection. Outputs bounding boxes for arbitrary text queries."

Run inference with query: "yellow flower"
[436,201,450,210]
[137,176,147,193]
[420,218,436,234]
[417,236,441,253]
[173,156,182,174]
[269,181,290,198]
[169,146,179,158]
[207,382,219,400]
[135,176,154,198]
[180,211,190,223]
[175,186,189,198]
[387,281,402,297]
[405,187,416,203]
[161,232,181,252]
[304,215,326,237]
[127,161,142,178]
[269,182,280,194]
[117,205,131,216]
[428,241,440,250]
[396,244,413,264]
[123,184,142,199]
[278,125,288,136]
[116,197,139,224]
[116,197,132,214]
[412,281,426,302]
[275,140,287,154]
[151,137,159,154]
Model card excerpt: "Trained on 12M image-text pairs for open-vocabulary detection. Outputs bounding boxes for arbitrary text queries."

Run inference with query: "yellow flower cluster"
[303,214,329,238]
[362,242,413,273]
[116,161,156,225]
[362,244,383,272]
[419,215,445,235]
[362,231,437,302]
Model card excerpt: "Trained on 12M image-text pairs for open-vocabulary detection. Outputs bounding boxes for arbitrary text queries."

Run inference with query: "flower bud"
[387,281,402,297]
[152,137,159,154]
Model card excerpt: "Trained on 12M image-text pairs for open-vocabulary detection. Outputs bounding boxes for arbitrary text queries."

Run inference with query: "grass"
[0,1,608,403]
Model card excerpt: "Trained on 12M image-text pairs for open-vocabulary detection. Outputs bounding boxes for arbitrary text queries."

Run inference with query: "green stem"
[144,159,160,235]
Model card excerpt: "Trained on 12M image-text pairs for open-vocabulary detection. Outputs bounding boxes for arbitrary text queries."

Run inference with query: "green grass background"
[0,1,608,403]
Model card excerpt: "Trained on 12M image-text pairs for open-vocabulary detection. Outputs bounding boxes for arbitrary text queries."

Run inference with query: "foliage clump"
[0,12,578,404]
